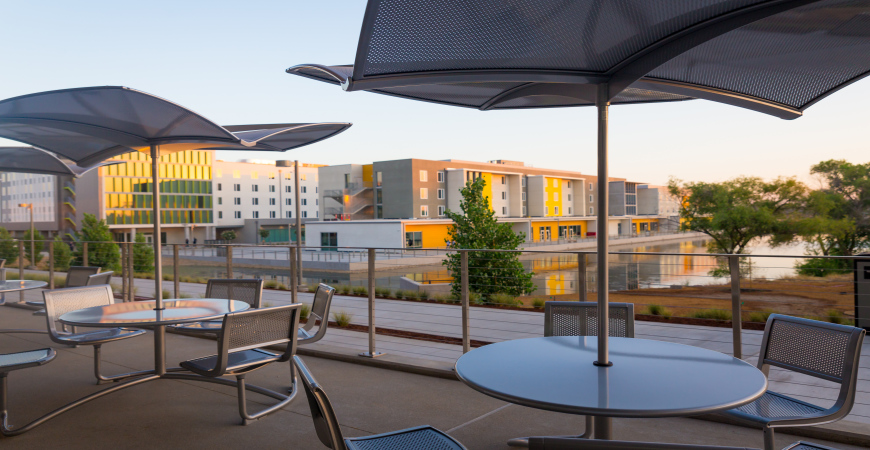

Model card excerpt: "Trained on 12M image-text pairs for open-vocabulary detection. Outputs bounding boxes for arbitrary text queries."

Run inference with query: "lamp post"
[18,203,33,269]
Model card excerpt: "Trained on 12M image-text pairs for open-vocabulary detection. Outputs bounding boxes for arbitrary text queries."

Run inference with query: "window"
[522,206,527,216]
[315,199,319,205]
[233,184,240,191]
[589,207,594,214]
[285,186,292,193]
[269,211,276,218]
[501,176,505,185]
[437,171,444,183]
[376,171,383,187]
[269,185,275,193]
[302,186,307,193]
[301,174,307,181]
[218,211,223,219]
[252,198,259,205]
[554,192,559,202]
[321,232,337,249]
[234,211,241,219]
[521,177,526,187]
[589,183,593,191]
[269,198,276,206]
[420,205,429,217]
[555,206,559,215]
[234,197,241,205]
[501,192,506,200]
[233,170,240,179]
[438,205,445,216]
[420,188,428,199]
[217,198,222,205]
[589,195,593,202]
[302,211,308,218]
[217,183,222,191]
[405,231,422,248]
[376,189,383,204]
[522,192,526,201]
[286,198,291,205]
[567,194,572,201]
[502,206,507,215]
[216,169,222,178]
[545,206,549,215]
[553,179,558,187]
[437,189,445,200]
[568,207,572,215]
[567,181,571,188]
[419,170,428,182]
[251,171,258,180]
[252,185,259,192]
[253,211,259,218]
[302,199,307,206]
[286,211,292,218]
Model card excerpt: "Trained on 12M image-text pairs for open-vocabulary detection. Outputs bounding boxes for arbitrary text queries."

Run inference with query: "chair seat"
[32,309,46,316]
[0,348,56,372]
[171,319,222,333]
[57,328,145,346]
[345,425,466,450]
[298,328,313,340]
[727,391,826,423]
[180,349,281,376]
[24,300,44,307]
[783,442,840,450]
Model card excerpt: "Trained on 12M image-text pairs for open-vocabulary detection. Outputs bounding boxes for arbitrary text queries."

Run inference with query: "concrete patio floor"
[0,307,865,450]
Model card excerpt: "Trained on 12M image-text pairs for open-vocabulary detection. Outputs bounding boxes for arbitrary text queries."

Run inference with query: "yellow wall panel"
[404,223,452,248]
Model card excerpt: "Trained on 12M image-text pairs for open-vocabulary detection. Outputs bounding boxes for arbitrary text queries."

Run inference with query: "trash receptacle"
[854,254,870,330]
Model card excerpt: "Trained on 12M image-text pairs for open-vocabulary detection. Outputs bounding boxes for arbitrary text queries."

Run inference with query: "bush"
[53,236,72,271]
[300,303,311,321]
[392,289,406,299]
[332,310,353,327]
[74,214,120,271]
[375,287,392,298]
[306,282,320,292]
[532,298,545,308]
[470,292,483,305]
[420,290,430,300]
[336,285,351,295]
[644,304,672,318]
[22,229,45,266]
[352,286,368,296]
[825,309,853,325]
[691,309,732,321]
[748,310,774,323]
[162,289,171,299]
[264,280,280,289]
[795,258,850,277]
[405,290,422,301]
[220,230,237,241]
[0,227,17,261]
[133,233,154,272]
[432,294,451,303]
[488,293,520,306]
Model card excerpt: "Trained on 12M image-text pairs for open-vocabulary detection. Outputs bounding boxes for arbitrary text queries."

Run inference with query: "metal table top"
[0,280,47,293]
[59,299,249,328]
[454,336,767,418]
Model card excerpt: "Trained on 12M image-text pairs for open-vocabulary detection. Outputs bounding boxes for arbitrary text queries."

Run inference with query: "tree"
[668,176,806,254]
[23,229,45,266]
[133,233,154,273]
[0,227,17,262]
[443,178,535,298]
[259,229,270,243]
[73,213,120,271]
[221,230,237,241]
[52,235,72,271]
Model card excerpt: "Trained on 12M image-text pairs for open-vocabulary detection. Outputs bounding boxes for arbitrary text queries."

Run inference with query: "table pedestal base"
[507,415,597,447]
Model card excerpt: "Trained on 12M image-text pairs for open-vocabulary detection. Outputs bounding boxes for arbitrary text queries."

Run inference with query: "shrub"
[469,292,483,305]
[432,294,451,303]
[826,309,849,325]
[263,302,274,308]
[420,290,430,300]
[644,304,672,318]
[300,303,311,321]
[22,229,45,266]
[52,236,72,271]
[375,287,392,298]
[489,293,520,306]
[392,289,406,299]
[332,310,353,327]
[264,280,280,289]
[691,309,732,321]
[177,293,193,299]
[352,286,368,296]
[337,285,351,295]
[306,282,320,292]
[532,298,545,308]
[132,233,154,272]
[406,290,422,301]
[0,227,17,261]
[220,230,237,241]
[795,258,850,277]
[748,310,774,323]
[162,289,171,299]
[276,283,288,290]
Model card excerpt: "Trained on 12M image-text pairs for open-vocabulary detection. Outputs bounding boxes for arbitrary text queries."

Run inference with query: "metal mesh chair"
[721,314,865,450]
[544,302,635,338]
[179,304,300,424]
[171,278,264,334]
[85,271,113,286]
[0,348,56,436]
[293,355,466,450]
[536,301,635,442]
[528,437,839,449]
[43,285,145,384]
[299,283,335,345]
[782,443,840,450]
[28,266,102,314]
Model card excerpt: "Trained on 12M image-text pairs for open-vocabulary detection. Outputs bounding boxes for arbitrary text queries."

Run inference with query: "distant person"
[185,238,189,247]
[193,238,197,245]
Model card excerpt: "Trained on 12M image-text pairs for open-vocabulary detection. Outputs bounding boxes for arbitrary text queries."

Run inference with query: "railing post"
[127,242,134,301]
[18,241,24,302]
[83,242,88,267]
[728,255,743,359]
[226,245,233,279]
[48,240,55,289]
[121,241,127,297]
[461,250,470,353]
[289,245,297,303]
[360,248,384,358]
[173,244,180,298]
[577,252,587,301]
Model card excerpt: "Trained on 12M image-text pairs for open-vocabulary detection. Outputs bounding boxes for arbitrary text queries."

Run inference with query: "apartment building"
[213,160,322,242]
[0,172,71,238]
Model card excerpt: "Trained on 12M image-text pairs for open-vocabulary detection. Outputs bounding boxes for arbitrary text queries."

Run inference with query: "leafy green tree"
[133,233,154,273]
[0,227,18,262]
[73,214,120,271]
[22,229,45,266]
[443,178,535,298]
[52,235,72,271]
[259,229,270,243]
[221,230,237,241]
[669,176,806,254]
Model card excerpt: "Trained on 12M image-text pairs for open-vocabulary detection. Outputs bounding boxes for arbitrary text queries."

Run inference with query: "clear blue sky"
[1,1,867,186]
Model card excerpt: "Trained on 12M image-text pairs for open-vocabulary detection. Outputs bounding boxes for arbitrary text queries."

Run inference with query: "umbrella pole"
[594,84,611,367]
[150,144,166,376]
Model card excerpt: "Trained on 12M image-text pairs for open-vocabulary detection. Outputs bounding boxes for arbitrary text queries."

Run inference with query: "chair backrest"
[0,259,5,269]
[758,314,865,415]
[211,305,301,375]
[293,355,348,450]
[206,278,263,308]
[65,266,101,288]
[42,285,115,342]
[86,271,113,286]
[544,301,635,338]
[303,283,336,334]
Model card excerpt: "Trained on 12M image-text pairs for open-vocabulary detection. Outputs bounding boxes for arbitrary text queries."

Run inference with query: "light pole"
[18,203,34,269]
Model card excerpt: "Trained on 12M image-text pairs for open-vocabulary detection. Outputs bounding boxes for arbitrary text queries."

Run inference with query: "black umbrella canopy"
[0,146,119,178]
[289,0,870,119]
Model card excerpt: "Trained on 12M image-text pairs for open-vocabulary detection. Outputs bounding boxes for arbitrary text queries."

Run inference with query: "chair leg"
[0,374,10,436]
[235,362,298,426]
[93,345,149,384]
[580,415,594,438]
[763,426,775,450]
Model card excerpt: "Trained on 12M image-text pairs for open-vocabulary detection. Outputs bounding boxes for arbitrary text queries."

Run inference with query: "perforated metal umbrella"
[0,86,351,374]
[0,146,118,177]
[287,0,870,416]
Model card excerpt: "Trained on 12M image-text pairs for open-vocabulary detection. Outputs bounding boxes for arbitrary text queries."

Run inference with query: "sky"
[1,1,867,187]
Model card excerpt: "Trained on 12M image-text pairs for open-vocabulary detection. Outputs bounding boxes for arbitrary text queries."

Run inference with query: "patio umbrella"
[0,146,119,177]
[287,0,870,370]
[0,86,351,319]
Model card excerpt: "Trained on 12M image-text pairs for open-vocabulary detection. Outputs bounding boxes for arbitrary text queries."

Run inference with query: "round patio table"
[0,280,49,334]
[454,336,767,444]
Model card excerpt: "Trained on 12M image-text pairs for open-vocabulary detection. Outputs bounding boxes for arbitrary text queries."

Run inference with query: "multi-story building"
[0,172,72,238]
[318,164,373,220]
[213,160,322,242]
